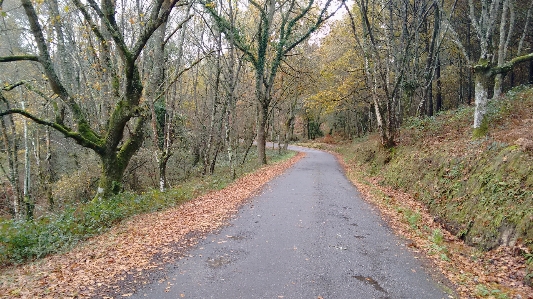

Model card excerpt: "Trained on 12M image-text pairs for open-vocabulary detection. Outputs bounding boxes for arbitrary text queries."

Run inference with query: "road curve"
[132,146,452,299]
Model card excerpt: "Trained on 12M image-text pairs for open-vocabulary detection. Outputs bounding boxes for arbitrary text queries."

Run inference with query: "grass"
[0,148,296,267]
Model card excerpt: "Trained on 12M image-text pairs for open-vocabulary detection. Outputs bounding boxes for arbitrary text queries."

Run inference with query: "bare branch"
[518,0,533,55]
[71,0,108,44]
[1,81,26,91]
[20,0,87,123]
[201,0,257,65]
[85,0,133,62]
[443,18,472,65]
[156,50,215,102]
[0,55,40,63]
[164,14,193,46]
[0,108,104,153]
[491,52,533,75]
[132,0,181,61]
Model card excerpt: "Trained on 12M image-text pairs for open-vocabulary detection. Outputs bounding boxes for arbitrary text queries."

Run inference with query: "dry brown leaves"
[0,152,304,299]
[333,152,533,299]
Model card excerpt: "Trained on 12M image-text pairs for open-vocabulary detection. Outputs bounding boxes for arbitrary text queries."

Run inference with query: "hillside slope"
[330,85,533,298]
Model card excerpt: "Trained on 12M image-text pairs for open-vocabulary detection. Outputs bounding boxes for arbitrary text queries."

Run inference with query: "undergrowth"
[0,149,296,267]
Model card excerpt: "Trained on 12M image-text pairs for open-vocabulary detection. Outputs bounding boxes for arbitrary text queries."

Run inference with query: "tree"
[345,0,441,147]
[144,4,194,191]
[0,83,22,218]
[303,19,372,139]
[0,0,181,199]
[203,0,341,164]
[447,0,533,129]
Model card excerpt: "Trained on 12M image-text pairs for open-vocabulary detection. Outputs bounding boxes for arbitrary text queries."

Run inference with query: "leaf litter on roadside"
[333,151,532,299]
[0,152,304,299]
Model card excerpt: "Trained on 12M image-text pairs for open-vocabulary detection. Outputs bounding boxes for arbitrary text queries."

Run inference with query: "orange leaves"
[0,152,304,298]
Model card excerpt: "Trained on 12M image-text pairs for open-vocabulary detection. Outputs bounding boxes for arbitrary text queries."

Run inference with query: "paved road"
[132,147,452,299]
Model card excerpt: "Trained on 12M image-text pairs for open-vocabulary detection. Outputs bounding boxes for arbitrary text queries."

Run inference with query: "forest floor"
[0,153,304,299]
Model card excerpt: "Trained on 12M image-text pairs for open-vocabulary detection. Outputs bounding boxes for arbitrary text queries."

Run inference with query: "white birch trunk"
[474,72,490,128]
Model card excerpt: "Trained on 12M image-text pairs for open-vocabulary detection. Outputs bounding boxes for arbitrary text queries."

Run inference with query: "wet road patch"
[352,275,388,294]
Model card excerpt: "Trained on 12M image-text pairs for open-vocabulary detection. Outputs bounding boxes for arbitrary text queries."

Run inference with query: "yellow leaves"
[306,89,341,114]
[205,1,216,9]
[183,99,196,111]
[92,81,102,91]
[128,17,145,26]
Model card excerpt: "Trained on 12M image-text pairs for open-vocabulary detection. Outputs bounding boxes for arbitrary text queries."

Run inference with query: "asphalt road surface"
[132,147,452,299]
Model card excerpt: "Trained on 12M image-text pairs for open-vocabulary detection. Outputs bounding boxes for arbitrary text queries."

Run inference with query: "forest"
[1,0,533,264]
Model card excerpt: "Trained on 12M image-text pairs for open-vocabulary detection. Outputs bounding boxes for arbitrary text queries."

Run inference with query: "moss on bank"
[333,86,533,286]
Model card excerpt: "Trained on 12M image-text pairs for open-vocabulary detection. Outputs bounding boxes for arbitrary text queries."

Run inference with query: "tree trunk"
[459,58,464,105]
[0,95,22,218]
[529,60,533,84]
[372,92,386,146]
[435,57,443,112]
[493,0,513,99]
[282,105,295,151]
[95,115,146,200]
[473,52,533,129]
[96,154,127,200]
[204,34,223,174]
[257,103,268,164]
[473,68,491,129]
[22,102,34,220]
[209,143,220,175]
[467,21,473,106]
[427,81,433,116]
[224,113,236,179]
[45,127,53,210]
[158,153,171,192]
[241,137,254,165]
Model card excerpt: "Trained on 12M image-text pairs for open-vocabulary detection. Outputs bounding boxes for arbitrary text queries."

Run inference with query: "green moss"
[78,121,103,146]
[473,119,489,138]
[334,87,533,252]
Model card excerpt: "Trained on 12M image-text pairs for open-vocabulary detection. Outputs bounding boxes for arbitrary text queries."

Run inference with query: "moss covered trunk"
[257,103,268,165]
[96,154,127,199]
